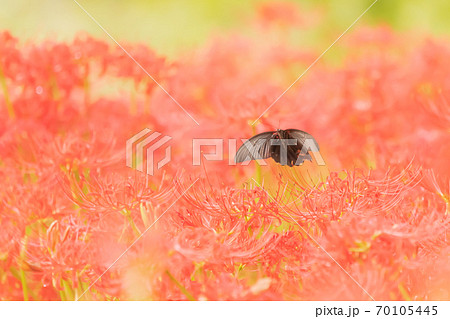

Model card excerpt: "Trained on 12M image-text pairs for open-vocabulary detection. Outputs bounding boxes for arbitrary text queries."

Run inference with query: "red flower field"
[0,6,449,300]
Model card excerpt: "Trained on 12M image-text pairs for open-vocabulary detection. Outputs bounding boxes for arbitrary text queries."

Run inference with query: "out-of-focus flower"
[1,3,449,300]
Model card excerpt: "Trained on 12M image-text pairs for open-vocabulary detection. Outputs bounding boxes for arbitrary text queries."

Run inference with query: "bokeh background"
[1,0,450,57]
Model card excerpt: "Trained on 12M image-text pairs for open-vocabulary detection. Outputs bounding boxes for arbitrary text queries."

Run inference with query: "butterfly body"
[235,129,318,167]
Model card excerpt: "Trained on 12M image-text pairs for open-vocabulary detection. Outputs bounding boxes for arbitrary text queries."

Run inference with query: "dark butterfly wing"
[235,131,275,163]
[285,129,320,152]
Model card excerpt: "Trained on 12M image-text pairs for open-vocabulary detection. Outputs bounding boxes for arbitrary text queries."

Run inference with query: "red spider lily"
[1,5,449,300]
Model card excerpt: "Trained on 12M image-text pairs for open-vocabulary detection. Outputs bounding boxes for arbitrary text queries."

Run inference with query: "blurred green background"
[0,0,449,57]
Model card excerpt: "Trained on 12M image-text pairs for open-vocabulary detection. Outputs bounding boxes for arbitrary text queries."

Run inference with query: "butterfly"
[235,129,319,167]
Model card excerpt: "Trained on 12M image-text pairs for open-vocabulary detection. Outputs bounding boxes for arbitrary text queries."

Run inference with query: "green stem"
[398,282,411,301]
[251,124,262,184]
[122,209,141,236]
[255,162,262,185]
[140,203,150,228]
[443,195,449,215]
[61,279,74,301]
[165,270,196,301]
[59,289,66,301]
[19,269,29,301]
[127,214,141,236]
[77,279,91,301]
[19,234,29,301]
